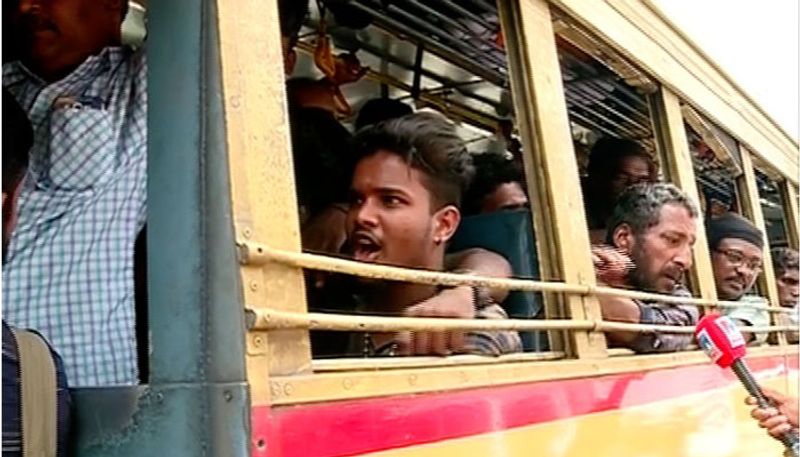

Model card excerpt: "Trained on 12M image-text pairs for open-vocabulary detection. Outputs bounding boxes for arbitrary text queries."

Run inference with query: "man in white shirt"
[706,213,770,344]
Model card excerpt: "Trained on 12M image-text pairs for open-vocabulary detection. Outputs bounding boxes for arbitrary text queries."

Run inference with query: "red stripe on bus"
[252,355,792,457]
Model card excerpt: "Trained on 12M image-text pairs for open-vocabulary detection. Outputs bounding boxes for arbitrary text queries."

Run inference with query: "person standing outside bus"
[3,0,145,386]
[746,388,799,454]
[2,88,72,457]
[591,183,700,353]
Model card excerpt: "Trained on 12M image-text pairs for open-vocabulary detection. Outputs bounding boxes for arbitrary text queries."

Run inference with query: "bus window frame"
[751,156,796,250]
[737,145,786,345]
[228,0,798,409]
[648,89,719,315]
[216,0,312,406]
[779,182,800,250]
[498,0,607,359]
[550,0,797,187]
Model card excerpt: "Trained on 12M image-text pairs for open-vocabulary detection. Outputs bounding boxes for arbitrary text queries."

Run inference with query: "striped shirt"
[2,47,147,386]
[631,284,699,353]
[354,293,523,357]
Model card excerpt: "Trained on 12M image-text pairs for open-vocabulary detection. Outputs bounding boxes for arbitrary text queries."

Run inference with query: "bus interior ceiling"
[552,11,658,171]
[292,0,658,164]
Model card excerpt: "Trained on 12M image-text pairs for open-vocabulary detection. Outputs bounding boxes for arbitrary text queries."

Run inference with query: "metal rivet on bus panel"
[230,95,241,109]
[343,379,353,390]
[249,280,259,291]
[270,382,281,398]
[408,374,418,386]
[283,383,294,396]
[243,227,252,238]
[253,335,264,347]
[224,390,233,402]
[155,392,164,404]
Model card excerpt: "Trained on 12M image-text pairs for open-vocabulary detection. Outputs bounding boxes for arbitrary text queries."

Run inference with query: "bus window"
[755,168,789,248]
[281,0,552,359]
[679,107,779,344]
[751,164,797,343]
[552,14,703,354]
[553,13,661,245]
[682,105,742,220]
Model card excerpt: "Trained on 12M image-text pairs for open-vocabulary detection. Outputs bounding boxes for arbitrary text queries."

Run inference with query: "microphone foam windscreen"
[695,313,746,368]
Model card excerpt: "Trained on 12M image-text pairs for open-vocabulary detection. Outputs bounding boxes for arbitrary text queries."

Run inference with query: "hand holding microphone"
[695,313,799,456]
[747,388,799,441]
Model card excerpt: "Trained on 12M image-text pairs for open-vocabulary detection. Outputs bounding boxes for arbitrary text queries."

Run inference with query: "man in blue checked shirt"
[3,0,145,386]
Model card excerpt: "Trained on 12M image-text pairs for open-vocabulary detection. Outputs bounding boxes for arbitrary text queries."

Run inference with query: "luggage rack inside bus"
[302,0,658,152]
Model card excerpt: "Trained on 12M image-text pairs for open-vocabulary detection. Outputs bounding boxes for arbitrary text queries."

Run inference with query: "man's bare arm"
[445,248,513,303]
[596,295,642,345]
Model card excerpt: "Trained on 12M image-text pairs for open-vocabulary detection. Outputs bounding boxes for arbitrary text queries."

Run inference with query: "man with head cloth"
[707,213,770,344]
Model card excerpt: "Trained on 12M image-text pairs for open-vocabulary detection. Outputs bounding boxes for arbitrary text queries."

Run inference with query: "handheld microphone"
[695,313,799,456]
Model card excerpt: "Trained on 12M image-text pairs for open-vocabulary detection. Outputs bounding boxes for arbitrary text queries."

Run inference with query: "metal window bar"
[345,1,506,86]
[239,243,795,315]
[246,308,795,336]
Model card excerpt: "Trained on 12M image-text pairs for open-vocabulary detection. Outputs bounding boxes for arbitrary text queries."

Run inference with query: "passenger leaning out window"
[308,113,522,358]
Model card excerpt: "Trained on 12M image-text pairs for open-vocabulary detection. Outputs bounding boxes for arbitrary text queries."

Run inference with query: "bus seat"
[448,210,548,352]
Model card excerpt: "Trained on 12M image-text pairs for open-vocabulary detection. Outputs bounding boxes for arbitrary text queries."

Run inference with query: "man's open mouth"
[663,268,683,284]
[351,232,381,263]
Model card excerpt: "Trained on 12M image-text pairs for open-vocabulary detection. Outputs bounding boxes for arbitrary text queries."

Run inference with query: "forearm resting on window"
[446,248,513,303]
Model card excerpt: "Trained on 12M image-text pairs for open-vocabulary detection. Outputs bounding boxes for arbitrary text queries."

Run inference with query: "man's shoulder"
[724,295,769,325]
[108,46,146,81]
[738,295,768,304]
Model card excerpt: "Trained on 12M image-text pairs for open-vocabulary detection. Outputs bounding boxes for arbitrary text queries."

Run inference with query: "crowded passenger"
[706,213,770,344]
[354,97,413,131]
[462,152,528,216]
[772,247,799,343]
[286,77,343,116]
[310,113,521,357]
[3,0,145,386]
[591,183,699,353]
[278,0,309,75]
[583,138,657,244]
[773,248,800,309]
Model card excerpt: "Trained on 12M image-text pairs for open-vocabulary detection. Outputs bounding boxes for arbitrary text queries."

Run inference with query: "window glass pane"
[554,12,659,244]
[682,109,741,219]
[756,169,789,247]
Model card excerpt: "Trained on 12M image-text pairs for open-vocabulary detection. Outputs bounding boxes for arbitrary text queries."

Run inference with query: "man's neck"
[24,36,122,83]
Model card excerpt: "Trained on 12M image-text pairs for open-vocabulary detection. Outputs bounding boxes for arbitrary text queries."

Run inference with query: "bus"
[65,0,799,456]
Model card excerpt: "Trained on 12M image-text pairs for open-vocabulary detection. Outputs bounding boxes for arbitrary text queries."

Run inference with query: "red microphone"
[695,313,799,455]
